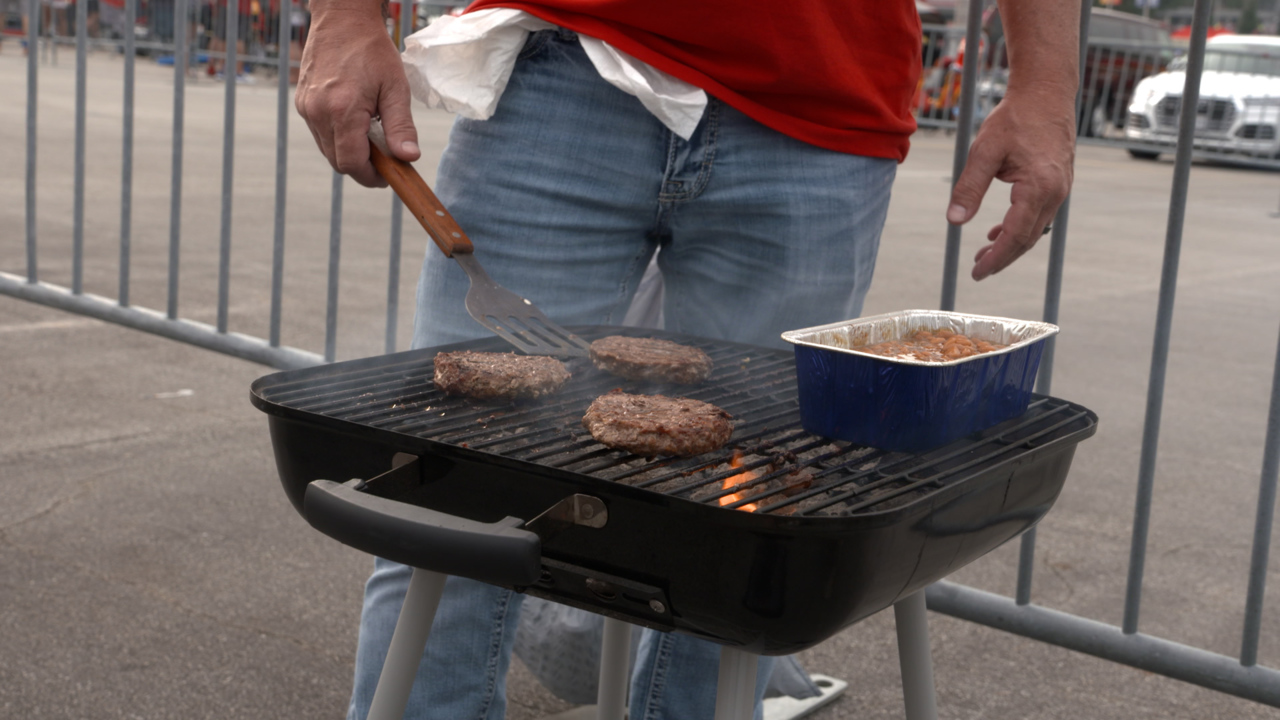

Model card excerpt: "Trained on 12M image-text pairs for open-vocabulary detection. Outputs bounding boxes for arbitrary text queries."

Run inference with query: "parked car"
[988,7,1174,135]
[1125,34,1280,160]
[916,7,1174,134]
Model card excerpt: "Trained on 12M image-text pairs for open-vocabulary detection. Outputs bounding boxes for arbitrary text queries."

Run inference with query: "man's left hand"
[946,87,1076,280]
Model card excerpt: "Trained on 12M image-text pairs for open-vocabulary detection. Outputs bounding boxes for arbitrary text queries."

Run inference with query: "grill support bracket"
[715,646,759,720]
[524,494,609,543]
[367,567,448,720]
[895,590,940,720]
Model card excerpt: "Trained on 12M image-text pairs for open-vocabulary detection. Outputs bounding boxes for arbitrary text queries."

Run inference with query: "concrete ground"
[4,43,1280,720]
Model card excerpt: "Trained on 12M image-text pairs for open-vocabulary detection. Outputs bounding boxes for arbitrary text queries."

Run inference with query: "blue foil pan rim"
[780,309,1060,366]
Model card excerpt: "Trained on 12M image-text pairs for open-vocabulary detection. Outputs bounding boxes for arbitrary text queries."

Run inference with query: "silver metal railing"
[927,0,1280,706]
[918,13,1280,170]
[5,0,392,369]
[6,0,1280,710]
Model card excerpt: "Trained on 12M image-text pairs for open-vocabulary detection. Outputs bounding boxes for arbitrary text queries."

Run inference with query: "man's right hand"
[295,0,420,187]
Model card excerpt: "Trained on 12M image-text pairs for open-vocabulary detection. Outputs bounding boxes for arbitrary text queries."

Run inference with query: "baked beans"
[856,328,1006,362]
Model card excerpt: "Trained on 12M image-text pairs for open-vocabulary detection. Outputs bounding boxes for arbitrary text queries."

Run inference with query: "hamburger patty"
[582,391,733,457]
[589,336,713,385]
[433,351,570,400]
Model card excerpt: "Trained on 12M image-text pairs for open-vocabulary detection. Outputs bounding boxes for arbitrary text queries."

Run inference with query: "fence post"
[938,0,985,312]
[1122,0,1215,635]
[120,0,136,306]
[270,0,291,347]
[167,0,188,319]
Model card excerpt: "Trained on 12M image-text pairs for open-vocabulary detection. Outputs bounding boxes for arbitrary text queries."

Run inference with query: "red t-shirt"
[466,0,921,161]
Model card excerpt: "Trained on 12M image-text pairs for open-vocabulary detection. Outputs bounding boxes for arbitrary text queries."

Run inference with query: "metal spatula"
[368,124,591,358]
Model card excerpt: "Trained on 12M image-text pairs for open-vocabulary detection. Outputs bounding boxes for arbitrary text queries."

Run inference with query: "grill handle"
[303,479,542,588]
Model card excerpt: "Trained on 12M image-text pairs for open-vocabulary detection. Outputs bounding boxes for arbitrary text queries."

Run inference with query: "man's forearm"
[308,0,388,23]
[997,0,1081,105]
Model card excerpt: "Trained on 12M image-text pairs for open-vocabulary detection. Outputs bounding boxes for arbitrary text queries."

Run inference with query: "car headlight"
[1242,96,1280,108]
[1132,84,1159,108]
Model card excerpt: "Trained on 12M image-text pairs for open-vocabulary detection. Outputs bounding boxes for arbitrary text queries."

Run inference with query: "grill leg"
[894,590,939,720]
[596,617,632,720]
[367,568,448,720]
[714,646,759,720]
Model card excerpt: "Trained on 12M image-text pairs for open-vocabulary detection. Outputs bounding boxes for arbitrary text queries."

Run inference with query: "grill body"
[253,327,1096,654]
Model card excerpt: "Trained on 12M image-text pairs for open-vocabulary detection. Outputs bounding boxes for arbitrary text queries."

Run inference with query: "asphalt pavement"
[4,44,1280,720]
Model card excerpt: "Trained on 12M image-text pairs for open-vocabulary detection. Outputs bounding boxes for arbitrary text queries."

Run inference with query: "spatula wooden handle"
[368,127,474,257]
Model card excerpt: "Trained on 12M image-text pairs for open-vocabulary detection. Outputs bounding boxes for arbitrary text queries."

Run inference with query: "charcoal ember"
[780,469,814,496]
[582,391,732,457]
[693,465,815,511]
[433,351,570,401]
[736,470,814,506]
[690,473,765,504]
[589,336,713,385]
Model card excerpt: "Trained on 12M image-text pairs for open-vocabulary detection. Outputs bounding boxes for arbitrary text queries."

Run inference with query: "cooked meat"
[589,336,713,385]
[582,391,733,457]
[433,351,570,400]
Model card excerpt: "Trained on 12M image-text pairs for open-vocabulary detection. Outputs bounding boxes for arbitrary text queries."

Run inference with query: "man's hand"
[945,0,1081,281]
[947,87,1075,280]
[295,0,420,187]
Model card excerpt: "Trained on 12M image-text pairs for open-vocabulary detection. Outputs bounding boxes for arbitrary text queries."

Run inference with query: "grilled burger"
[589,336,713,384]
[582,390,733,457]
[433,351,570,401]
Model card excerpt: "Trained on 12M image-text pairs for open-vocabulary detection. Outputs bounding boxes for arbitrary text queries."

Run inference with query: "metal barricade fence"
[919,13,1280,171]
[916,22,972,130]
[5,0,1280,711]
[4,0,463,367]
[927,0,1280,707]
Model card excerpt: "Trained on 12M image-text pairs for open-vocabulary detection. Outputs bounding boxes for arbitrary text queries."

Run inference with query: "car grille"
[1154,96,1236,133]
[1237,124,1278,140]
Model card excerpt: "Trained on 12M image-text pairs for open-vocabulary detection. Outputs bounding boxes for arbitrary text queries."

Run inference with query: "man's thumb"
[947,151,998,226]
[379,93,420,162]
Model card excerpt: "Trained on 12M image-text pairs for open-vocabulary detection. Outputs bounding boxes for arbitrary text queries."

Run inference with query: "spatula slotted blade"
[367,130,591,359]
[456,254,591,358]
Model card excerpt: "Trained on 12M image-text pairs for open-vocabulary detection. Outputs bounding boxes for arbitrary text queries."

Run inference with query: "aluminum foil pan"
[781,310,1059,452]
[780,310,1059,366]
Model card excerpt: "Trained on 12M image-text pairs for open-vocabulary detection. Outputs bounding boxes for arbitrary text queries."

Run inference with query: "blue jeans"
[348,28,896,720]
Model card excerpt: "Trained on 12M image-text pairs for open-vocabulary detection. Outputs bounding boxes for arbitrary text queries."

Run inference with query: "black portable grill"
[253,326,1096,657]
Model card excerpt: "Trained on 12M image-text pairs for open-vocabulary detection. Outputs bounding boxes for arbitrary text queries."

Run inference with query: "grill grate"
[258,330,1093,519]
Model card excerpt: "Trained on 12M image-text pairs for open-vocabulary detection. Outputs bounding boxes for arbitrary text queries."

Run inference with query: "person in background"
[39,0,72,41]
[265,0,308,83]
[84,0,100,37]
[289,0,309,84]
[295,0,1082,718]
[207,0,253,80]
[145,0,175,45]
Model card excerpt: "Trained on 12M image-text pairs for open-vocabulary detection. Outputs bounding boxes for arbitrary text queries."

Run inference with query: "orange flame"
[719,450,759,512]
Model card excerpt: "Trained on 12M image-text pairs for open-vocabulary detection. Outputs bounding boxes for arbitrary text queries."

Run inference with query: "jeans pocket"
[516,28,555,61]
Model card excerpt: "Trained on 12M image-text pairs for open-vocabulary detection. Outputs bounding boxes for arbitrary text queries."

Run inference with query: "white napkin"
[401,8,708,139]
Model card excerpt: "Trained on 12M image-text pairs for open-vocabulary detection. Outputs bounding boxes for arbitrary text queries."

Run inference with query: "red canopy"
[1170,26,1234,40]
